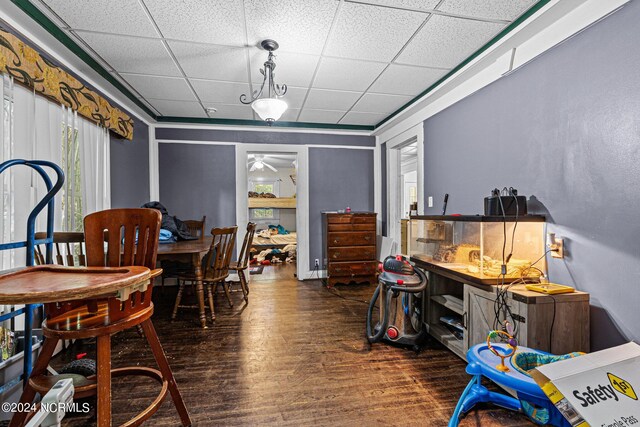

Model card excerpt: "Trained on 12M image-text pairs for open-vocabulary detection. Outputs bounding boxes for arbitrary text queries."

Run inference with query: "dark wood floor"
[50,264,533,426]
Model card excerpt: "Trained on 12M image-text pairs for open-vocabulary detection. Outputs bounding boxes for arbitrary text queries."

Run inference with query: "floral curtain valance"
[0,29,134,140]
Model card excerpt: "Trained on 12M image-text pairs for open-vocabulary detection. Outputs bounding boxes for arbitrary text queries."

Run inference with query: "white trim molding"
[384,123,424,249]
[235,143,310,282]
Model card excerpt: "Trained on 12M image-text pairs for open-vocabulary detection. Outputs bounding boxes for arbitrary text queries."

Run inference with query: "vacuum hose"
[366,284,394,343]
[366,268,428,343]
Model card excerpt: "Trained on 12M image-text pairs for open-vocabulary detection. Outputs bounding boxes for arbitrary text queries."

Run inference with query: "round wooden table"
[0,265,191,427]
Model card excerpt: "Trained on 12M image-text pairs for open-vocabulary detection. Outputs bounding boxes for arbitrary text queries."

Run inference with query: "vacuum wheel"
[59,358,97,377]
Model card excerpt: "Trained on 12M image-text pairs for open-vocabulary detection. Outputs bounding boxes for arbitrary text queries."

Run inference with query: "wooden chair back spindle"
[34,231,86,266]
[236,222,256,270]
[203,226,237,282]
[183,216,206,239]
[84,208,161,271]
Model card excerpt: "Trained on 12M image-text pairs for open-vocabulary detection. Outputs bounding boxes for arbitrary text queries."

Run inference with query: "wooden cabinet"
[323,212,377,288]
[423,270,590,360]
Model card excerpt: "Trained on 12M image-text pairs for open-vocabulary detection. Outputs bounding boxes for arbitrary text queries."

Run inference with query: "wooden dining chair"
[34,231,86,266]
[183,216,206,239]
[160,215,206,290]
[227,222,256,302]
[172,226,237,322]
[10,208,191,427]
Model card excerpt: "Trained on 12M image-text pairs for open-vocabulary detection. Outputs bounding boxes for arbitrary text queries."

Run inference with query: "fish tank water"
[408,215,547,284]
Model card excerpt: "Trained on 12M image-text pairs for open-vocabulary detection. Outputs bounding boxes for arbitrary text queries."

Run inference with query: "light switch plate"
[428,196,433,207]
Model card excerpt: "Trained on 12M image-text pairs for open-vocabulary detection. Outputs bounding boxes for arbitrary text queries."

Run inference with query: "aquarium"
[408,215,547,284]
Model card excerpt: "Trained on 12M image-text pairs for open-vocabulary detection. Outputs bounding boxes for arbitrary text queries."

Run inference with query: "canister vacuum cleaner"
[366,255,429,349]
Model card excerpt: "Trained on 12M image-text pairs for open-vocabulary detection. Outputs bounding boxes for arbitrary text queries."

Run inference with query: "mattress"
[253,232,297,246]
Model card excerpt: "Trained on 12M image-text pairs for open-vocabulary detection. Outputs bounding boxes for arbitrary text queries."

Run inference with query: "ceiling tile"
[148,99,205,117]
[396,15,504,68]
[76,31,181,76]
[279,87,308,110]
[438,0,537,21]
[244,0,339,55]
[352,93,413,114]
[324,2,426,62]
[169,41,249,82]
[304,89,361,111]
[363,0,440,11]
[279,108,301,122]
[314,58,386,92]
[298,109,346,124]
[369,64,447,96]
[340,111,387,126]
[144,0,245,45]
[42,0,158,37]
[121,74,197,101]
[249,50,319,88]
[202,103,255,120]
[190,79,252,104]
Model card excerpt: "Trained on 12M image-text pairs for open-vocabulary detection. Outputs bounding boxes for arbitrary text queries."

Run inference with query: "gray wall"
[421,0,639,350]
[309,147,375,269]
[158,143,236,231]
[155,128,375,271]
[110,116,150,208]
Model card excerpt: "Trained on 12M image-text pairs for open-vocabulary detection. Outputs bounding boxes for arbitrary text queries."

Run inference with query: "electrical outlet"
[428,196,433,207]
[314,259,319,267]
[547,233,564,259]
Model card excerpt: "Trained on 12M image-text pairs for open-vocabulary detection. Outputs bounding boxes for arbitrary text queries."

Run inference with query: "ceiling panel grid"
[35,0,539,126]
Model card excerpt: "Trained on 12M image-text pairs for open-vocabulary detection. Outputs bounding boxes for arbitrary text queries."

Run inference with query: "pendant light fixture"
[240,40,288,124]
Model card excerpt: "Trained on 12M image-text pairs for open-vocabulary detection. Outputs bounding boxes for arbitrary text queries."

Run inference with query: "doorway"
[235,144,309,281]
[247,152,298,281]
[386,124,424,253]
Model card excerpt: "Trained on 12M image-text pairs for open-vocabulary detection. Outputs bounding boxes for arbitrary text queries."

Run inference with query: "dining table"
[157,237,212,328]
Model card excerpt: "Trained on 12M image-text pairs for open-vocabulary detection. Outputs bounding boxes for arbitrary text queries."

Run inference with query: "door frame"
[235,144,309,281]
[386,123,424,251]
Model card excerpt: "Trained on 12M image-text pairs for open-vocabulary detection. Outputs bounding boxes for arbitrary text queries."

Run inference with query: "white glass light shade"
[251,98,287,122]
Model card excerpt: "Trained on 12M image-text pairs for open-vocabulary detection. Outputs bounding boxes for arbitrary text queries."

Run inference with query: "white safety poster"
[531,342,640,427]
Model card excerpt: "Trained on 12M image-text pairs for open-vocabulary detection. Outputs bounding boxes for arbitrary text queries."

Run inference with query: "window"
[249,180,279,221]
[60,124,83,232]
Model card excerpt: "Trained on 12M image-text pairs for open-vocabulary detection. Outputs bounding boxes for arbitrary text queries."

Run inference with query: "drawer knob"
[364,236,370,241]
[333,239,338,244]
[333,253,339,259]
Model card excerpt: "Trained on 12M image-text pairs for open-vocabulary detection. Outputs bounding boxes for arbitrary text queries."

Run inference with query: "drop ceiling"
[31,0,539,127]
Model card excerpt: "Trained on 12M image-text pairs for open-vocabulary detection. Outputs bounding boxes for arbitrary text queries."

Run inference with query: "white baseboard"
[300,269,326,281]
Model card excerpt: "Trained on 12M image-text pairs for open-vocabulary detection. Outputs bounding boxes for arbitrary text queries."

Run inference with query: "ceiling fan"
[248,154,278,172]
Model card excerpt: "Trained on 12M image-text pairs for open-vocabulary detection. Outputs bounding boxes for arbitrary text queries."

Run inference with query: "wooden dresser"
[323,212,377,287]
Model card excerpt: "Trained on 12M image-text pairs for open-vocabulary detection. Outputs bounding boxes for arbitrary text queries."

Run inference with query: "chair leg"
[141,319,192,427]
[172,280,186,320]
[9,337,59,427]
[222,281,234,308]
[238,271,249,302]
[206,282,216,322]
[96,334,111,427]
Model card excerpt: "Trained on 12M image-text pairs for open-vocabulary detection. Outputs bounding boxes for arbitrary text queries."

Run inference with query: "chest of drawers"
[323,212,377,288]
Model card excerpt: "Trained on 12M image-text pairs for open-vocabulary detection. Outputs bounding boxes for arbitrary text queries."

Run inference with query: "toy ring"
[487,330,518,372]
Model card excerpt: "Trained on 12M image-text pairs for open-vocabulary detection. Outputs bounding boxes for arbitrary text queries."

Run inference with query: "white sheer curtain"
[0,74,111,270]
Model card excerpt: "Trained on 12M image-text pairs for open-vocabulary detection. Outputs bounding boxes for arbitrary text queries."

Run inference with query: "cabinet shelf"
[431,295,463,315]
[429,323,464,359]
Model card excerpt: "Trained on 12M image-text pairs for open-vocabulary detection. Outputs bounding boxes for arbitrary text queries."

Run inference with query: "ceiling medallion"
[240,39,288,125]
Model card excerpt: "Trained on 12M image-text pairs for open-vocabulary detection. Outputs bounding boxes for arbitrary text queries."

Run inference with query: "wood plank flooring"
[49,264,533,426]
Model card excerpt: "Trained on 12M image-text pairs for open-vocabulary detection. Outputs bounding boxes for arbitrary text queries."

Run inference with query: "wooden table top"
[0,265,151,304]
[157,237,212,255]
